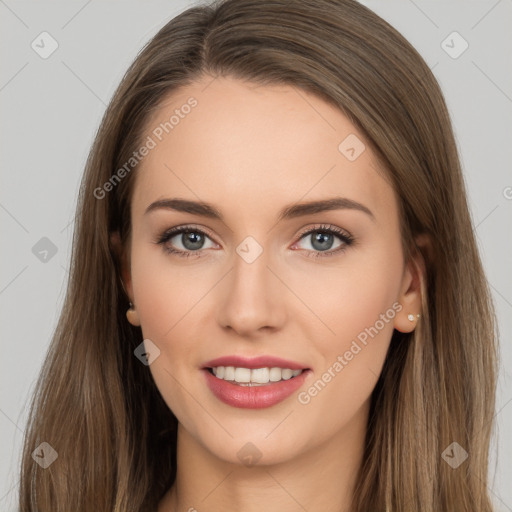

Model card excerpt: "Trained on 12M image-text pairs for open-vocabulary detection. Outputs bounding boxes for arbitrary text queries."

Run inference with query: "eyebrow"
[144,196,375,222]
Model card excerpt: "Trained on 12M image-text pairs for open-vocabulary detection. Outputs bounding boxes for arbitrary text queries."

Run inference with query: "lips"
[202,355,311,409]
[202,355,309,371]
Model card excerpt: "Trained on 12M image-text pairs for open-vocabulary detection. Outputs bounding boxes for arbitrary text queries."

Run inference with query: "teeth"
[224,366,235,381]
[269,367,282,382]
[252,367,269,383]
[211,366,303,385]
[234,367,251,383]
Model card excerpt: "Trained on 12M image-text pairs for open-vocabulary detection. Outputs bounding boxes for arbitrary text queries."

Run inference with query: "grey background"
[1,0,511,510]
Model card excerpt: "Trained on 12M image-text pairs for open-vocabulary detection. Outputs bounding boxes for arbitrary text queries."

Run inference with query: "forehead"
[131,76,396,224]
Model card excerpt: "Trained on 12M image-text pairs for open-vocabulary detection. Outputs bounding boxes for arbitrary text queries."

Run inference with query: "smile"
[209,366,303,385]
[203,367,311,409]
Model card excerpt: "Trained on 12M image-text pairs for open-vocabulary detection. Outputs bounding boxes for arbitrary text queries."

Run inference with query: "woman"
[18,0,498,510]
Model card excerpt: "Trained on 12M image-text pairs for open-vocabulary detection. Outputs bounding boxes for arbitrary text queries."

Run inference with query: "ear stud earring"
[408,313,421,321]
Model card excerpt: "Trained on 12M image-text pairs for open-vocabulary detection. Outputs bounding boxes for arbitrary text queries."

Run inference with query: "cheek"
[130,242,214,341]
[129,248,208,419]
[295,242,403,408]
[299,251,403,412]
[129,245,218,408]
[296,241,403,352]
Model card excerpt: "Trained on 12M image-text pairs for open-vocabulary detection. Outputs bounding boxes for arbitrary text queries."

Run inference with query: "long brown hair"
[19,0,498,510]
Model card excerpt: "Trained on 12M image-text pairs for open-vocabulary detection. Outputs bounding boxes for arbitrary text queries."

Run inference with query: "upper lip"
[202,355,310,371]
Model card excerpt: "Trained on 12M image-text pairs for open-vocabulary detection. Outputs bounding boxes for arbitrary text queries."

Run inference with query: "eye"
[154,223,355,259]
[154,225,217,258]
[291,224,354,259]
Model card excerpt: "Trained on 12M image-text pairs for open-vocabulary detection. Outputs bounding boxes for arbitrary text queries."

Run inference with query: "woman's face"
[120,75,420,465]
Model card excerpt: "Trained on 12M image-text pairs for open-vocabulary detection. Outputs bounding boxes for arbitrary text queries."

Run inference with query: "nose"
[216,246,287,338]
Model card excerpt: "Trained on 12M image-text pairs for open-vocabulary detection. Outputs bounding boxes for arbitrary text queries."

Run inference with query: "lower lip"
[203,368,310,409]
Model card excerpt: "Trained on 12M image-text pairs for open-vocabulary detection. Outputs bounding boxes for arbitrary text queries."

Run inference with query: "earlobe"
[394,310,421,333]
[126,302,141,326]
[394,235,429,333]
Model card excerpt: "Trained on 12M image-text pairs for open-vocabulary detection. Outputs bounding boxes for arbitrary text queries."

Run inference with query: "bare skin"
[113,75,425,512]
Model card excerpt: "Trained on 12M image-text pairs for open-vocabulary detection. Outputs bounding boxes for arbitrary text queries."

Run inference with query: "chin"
[194,422,311,467]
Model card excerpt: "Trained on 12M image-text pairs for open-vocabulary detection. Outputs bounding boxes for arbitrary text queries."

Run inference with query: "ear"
[109,230,134,303]
[393,234,429,333]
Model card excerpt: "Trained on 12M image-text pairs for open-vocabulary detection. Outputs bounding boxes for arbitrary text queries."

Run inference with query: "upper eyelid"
[296,223,352,239]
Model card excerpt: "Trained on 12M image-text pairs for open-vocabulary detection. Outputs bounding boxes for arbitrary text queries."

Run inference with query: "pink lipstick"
[202,355,311,409]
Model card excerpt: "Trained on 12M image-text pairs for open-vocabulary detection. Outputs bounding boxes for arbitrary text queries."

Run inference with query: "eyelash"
[153,223,355,260]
